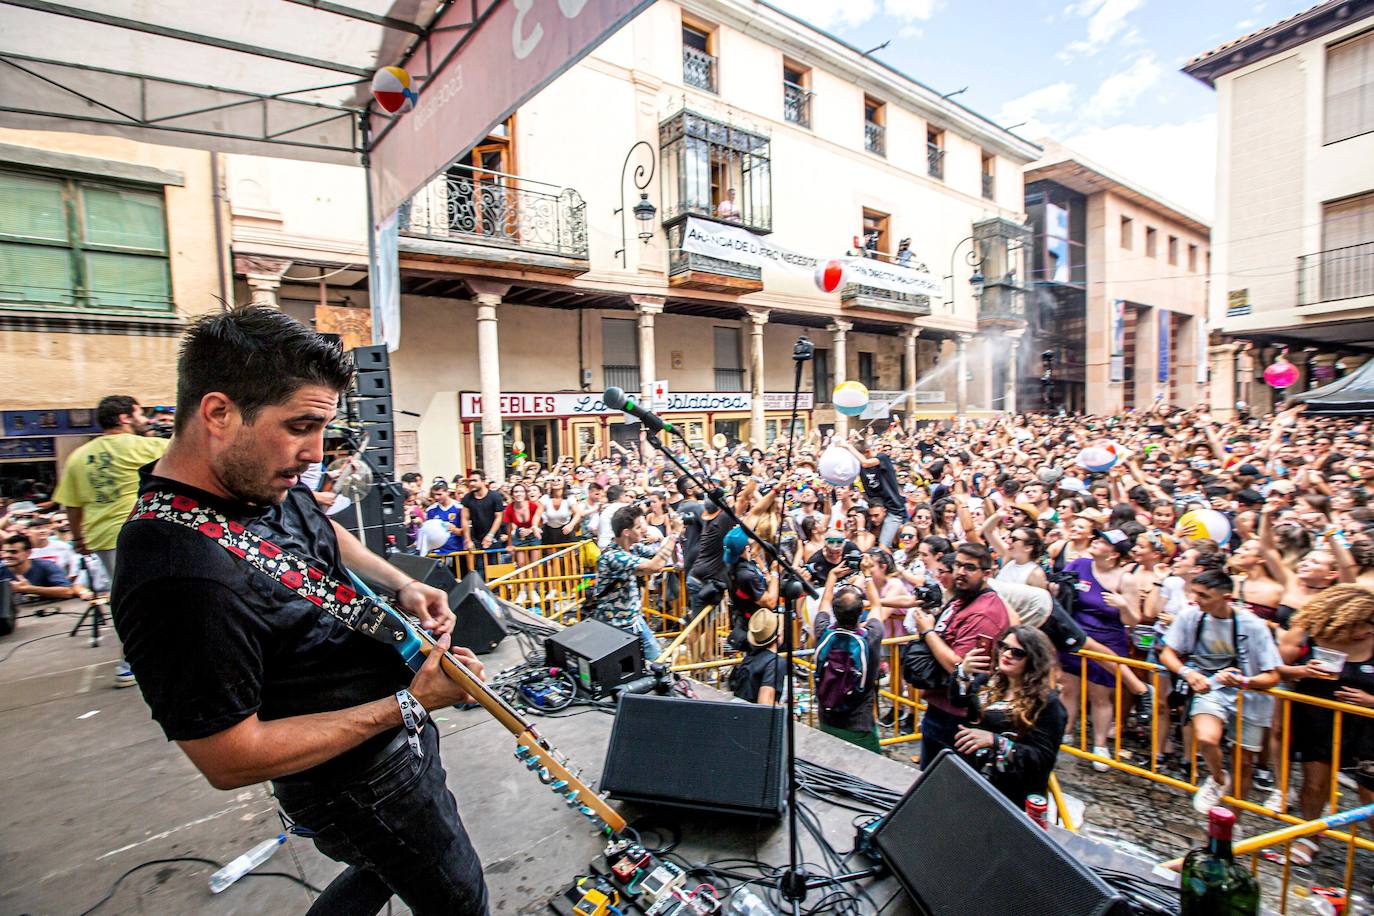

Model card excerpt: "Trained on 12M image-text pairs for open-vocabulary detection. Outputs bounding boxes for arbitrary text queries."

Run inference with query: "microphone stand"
[640,336,884,911]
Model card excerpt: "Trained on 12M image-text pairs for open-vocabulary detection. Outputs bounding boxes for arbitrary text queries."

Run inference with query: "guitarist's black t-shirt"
[113,465,409,779]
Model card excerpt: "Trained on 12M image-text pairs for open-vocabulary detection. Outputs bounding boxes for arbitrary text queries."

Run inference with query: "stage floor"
[0,605,922,914]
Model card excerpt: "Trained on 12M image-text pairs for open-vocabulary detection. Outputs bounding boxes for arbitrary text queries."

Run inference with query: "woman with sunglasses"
[908,503,935,542]
[953,626,1067,809]
[892,526,921,569]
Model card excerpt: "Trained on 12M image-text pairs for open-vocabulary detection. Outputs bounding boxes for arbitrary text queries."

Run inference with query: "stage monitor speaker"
[388,552,460,595]
[874,751,1128,915]
[447,571,509,654]
[544,618,643,697]
[601,694,785,818]
[351,344,389,371]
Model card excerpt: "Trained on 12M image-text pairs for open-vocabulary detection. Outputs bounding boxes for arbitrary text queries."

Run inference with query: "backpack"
[815,625,873,718]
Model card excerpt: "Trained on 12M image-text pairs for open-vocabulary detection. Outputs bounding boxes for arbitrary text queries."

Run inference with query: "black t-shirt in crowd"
[112,467,410,779]
[676,499,705,572]
[804,541,858,584]
[730,646,784,703]
[690,509,732,583]
[859,453,905,514]
[728,557,768,624]
[461,489,506,543]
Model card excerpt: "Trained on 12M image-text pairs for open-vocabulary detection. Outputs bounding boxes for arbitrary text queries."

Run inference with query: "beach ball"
[1176,509,1232,545]
[416,518,451,555]
[815,259,847,293]
[818,443,860,487]
[372,66,417,114]
[832,380,870,417]
[1076,445,1118,473]
[1264,357,1299,389]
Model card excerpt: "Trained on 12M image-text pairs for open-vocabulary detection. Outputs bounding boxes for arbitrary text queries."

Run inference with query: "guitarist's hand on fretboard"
[410,633,486,709]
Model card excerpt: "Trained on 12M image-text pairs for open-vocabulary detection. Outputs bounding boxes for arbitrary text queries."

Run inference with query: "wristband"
[396,689,428,758]
[397,578,419,596]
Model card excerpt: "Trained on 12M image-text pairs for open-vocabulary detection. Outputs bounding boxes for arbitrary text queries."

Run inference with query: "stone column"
[470,281,511,484]
[632,296,664,405]
[747,309,769,448]
[827,320,852,436]
[234,256,291,308]
[1004,330,1024,415]
[903,326,922,416]
[955,333,972,417]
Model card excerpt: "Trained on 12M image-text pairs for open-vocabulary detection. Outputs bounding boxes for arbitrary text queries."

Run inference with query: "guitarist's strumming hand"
[410,633,486,709]
[397,579,455,637]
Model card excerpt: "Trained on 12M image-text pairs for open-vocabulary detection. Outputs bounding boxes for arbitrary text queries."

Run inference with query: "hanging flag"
[373,211,400,352]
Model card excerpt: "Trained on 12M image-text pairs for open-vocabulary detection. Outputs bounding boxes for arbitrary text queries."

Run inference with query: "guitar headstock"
[514,731,626,835]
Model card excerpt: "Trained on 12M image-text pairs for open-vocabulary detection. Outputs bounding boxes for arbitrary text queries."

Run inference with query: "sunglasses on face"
[899,531,916,540]
[825,538,845,546]
[998,641,1029,660]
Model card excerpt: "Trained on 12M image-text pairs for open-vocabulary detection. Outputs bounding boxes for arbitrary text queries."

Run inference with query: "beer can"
[1025,794,1049,829]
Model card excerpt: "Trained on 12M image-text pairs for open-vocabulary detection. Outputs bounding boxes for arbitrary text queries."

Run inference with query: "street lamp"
[943,235,987,310]
[614,140,657,267]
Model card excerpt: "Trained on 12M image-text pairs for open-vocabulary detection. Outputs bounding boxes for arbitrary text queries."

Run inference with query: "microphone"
[602,387,674,435]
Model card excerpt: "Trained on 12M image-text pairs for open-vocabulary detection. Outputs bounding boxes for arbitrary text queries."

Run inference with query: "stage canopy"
[0,0,651,216]
[1288,357,1374,415]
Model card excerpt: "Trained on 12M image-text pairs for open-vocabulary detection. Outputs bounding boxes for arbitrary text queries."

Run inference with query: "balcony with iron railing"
[1298,241,1374,308]
[682,45,717,93]
[840,284,932,317]
[783,82,811,128]
[982,173,995,200]
[928,144,944,180]
[864,121,885,157]
[602,365,641,391]
[714,368,744,391]
[399,164,588,272]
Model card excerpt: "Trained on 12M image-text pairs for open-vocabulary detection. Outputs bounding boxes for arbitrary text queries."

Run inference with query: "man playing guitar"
[112,307,489,914]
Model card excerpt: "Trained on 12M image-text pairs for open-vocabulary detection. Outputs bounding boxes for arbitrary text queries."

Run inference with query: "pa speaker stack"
[385,559,508,655]
[342,344,402,554]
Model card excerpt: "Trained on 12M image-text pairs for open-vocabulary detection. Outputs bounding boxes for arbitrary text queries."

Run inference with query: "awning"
[1288,358,1374,415]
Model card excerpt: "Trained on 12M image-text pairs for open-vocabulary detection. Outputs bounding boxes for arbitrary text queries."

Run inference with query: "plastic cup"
[1310,646,1348,679]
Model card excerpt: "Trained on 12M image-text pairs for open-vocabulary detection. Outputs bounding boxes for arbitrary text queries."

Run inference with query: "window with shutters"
[713,325,743,391]
[1325,29,1374,144]
[0,169,172,314]
[601,317,641,391]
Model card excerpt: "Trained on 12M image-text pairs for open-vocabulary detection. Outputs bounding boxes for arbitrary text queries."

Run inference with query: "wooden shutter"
[1325,30,1374,144]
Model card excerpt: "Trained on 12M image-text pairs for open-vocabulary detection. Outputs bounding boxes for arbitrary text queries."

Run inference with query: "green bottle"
[1180,807,1260,915]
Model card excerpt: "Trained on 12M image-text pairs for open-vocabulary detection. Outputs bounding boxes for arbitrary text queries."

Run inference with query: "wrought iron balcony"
[603,365,641,391]
[783,81,811,128]
[982,173,995,200]
[714,368,744,391]
[400,164,588,264]
[928,144,944,180]
[865,121,885,157]
[840,284,932,317]
[683,45,717,93]
[1299,242,1374,306]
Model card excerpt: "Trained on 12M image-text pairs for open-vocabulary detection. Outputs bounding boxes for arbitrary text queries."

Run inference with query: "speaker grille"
[874,752,1125,916]
[602,695,785,817]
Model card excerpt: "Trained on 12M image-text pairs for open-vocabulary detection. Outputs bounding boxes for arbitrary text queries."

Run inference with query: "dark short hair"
[611,504,643,538]
[832,588,864,628]
[401,472,422,484]
[1192,568,1234,593]
[175,306,353,432]
[606,485,625,503]
[955,542,993,570]
[2,534,32,550]
[921,535,952,555]
[96,395,139,431]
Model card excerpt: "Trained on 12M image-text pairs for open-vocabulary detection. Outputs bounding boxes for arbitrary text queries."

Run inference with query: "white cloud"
[1234,17,1257,30]
[898,24,924,38]
[1062,115,1217,220]
[1060,0,1145,58]
[1088,53,1163,118]
[883,0,941,21]
[997,81,1076,126]
[767,0,878,30]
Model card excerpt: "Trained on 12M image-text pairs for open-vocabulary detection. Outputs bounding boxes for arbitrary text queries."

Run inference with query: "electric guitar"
[349,573,626,836]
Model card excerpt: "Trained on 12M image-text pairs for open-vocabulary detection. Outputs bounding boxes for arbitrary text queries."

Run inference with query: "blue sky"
[767,0,1307,221]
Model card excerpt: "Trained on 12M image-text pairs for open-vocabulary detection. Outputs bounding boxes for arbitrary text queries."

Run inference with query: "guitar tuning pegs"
[550,780,569,792]
[579,805,595,818]
[564,789,580,806]
[525,757,541,771]
[514,745,530,759]
[536,767,552,784]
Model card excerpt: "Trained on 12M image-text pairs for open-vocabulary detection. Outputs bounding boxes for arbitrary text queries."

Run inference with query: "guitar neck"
[414,630,533,737]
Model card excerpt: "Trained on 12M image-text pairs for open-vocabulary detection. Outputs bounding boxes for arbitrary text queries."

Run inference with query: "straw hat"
[748,610,782,648]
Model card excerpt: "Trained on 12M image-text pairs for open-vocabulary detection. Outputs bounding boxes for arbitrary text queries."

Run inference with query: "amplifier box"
[544,619,643,697]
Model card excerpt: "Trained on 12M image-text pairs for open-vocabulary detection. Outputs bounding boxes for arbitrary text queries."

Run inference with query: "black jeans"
[919,704,966,770]
[273,727,488,916]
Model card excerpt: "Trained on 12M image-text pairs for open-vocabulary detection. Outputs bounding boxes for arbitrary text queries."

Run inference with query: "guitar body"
[349,573,626,835]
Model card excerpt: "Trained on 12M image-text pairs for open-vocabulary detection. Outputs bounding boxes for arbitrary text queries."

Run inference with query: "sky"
[766,0,1308,222]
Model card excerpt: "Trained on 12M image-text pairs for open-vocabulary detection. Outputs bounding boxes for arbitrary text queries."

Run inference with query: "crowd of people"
[389,402,1374,834]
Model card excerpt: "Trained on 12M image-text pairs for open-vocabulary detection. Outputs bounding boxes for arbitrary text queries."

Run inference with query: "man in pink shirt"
[910,542,1010,768]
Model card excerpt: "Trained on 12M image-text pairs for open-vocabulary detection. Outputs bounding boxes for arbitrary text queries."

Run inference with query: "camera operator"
[726,538,780,651]
[803,528,860,586]
[909,543,1011,768]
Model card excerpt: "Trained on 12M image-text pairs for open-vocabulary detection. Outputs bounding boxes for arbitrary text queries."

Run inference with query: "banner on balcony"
[680,217,941,297]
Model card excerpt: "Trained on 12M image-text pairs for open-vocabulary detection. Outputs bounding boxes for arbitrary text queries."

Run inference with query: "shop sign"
[0,437,55,459]
[460,391,814,420]
[3,409,101,438]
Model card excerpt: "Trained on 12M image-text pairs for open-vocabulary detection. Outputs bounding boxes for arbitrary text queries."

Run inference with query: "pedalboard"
[547,839,723,916]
